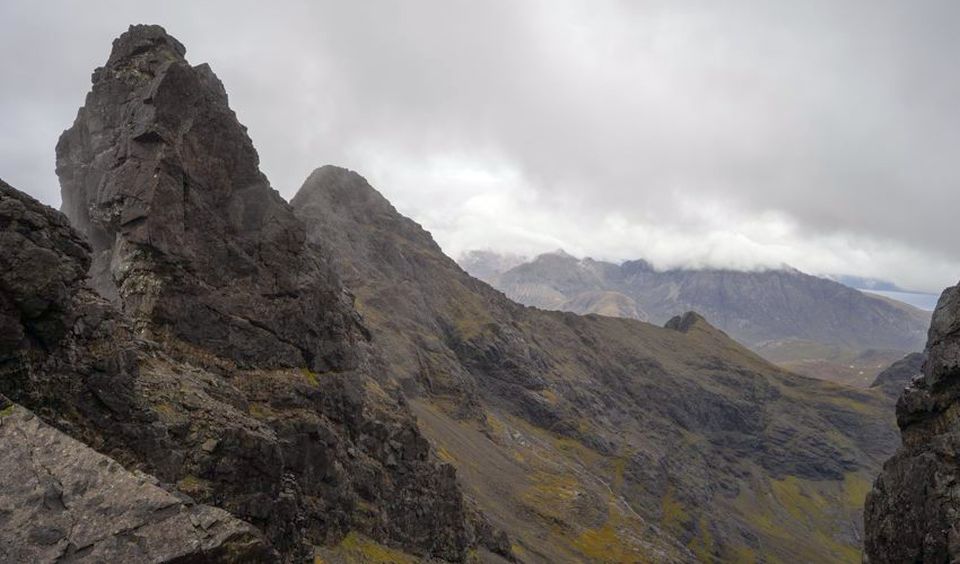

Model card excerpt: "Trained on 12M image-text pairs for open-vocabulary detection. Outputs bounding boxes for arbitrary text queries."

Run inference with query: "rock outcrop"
[57,24,362,373]
[865,284,960,562]
[0,397,272,563]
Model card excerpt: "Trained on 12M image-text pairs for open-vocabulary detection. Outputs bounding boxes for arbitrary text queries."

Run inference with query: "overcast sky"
[2,1,958,293]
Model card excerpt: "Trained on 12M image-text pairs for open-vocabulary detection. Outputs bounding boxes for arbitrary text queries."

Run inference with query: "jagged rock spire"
[56,25,363,372]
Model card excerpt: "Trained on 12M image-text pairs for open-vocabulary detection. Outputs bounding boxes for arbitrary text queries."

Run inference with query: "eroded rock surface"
[57,24,362,373]
[0,399,272,563]
[865,285,960,562]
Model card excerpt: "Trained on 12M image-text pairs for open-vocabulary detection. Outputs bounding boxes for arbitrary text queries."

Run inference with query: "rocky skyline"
[3,1,960,293]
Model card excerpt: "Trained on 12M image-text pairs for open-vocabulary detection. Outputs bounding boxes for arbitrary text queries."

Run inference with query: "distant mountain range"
[461,250,932,385]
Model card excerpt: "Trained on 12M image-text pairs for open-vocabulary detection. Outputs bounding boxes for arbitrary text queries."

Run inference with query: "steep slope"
[474,251,930,385]
[1,26,509,562]
[294,165,899,562]
[865,285,960,562]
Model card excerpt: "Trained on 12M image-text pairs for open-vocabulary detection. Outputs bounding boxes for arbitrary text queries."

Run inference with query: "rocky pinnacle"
[56,24,363,373]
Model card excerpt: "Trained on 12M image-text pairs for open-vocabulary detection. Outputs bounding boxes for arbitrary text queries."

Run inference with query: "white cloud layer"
[1,0,958,292]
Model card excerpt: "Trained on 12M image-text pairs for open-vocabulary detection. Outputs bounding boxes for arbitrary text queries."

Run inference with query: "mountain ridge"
[464,250,930,386]
[293,164,900,562]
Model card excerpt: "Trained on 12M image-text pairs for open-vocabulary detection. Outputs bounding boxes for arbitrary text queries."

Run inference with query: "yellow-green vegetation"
[521,470,581,521]
[0,403,15,418]
[729,473,865,563]
[248,402,274,419]
[770,476,830,521]
[729,545,758,563]
[540,387,559,405]
[572,521,643,563]
[842,472,873,508]
[688,516,716,561]
[301,367,320,387]
[435,446,456,464]
[484,412,506,437]
[177,474,210,497]
[660,488,691,533]
[571,478,650,562]
[322,531,418,564]
[447,296,494,340]
[153,402,177,417]
[408,401,690,563]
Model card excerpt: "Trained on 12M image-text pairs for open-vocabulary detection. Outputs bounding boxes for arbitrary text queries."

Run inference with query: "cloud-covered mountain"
[465,250,931,386]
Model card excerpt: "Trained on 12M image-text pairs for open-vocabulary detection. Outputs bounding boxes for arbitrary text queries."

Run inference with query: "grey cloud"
[1,0,958,292]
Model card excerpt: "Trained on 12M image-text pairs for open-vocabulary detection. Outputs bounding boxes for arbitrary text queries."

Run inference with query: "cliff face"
[294,166,899,562]
[865,284,960,562]
[2,25,506,562]
[56,25,361,373]
[0,178,271,561]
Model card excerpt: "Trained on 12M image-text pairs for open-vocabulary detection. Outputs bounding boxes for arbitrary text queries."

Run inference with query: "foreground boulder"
[0,397,272,562]
[865,284,960,562]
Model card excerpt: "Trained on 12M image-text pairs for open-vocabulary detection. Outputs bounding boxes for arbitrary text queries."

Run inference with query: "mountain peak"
[296,164,384,210]
[105,24,186,68]
[664,311,709,333]
[56,26,364,372]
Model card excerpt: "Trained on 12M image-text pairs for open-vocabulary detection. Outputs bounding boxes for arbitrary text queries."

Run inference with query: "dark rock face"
[869,352,925,399]
[0,178,142,450]
[0,179,91,355]
[865,284,960,562]
[293,165,899,562]
[57,24,362,373]
[0,178,481,561]
[3,25,503,562]
[0,399,273,563]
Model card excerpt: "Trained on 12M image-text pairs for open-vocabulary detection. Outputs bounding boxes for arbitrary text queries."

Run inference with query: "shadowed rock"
[57,24,362,373]
[865,285,960,562]
[0,398,273,563]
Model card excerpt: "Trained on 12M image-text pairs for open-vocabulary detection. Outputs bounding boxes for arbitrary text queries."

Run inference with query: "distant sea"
[861,289,940,311]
